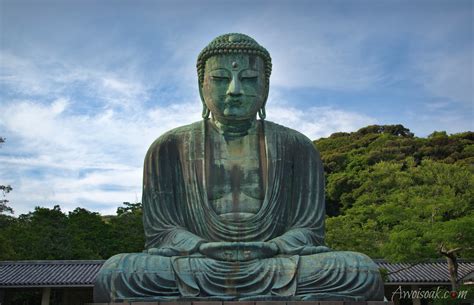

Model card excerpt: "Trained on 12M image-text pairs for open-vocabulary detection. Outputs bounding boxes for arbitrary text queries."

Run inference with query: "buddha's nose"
[226,77,242,96]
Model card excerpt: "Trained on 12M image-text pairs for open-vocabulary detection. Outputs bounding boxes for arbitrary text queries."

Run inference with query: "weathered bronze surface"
[93,33,384,302]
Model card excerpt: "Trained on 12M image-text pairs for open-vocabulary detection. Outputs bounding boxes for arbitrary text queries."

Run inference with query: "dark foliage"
[316,125,473,261]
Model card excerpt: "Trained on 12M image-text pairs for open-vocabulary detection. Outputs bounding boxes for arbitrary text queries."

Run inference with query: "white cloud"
[269,40,385,91]
[0,51,150,110]
[403,102,474,136]
[0,92,373,215]
[0,97,202,215]
[51,97,69,114]
[0,50,204,215]
[0,52,50,95]
[268,105,376,140]
[414,49,473,105]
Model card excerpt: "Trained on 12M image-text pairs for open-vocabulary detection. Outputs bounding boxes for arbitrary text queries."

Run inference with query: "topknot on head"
[196,33,272,86]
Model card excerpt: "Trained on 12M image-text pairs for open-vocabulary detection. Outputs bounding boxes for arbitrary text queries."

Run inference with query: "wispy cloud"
[0,51,202,215]
[268,103,376,140]
[0,52,150,111]
[0,97,202,215]
[0,51,374,215]
[414,49,473,105]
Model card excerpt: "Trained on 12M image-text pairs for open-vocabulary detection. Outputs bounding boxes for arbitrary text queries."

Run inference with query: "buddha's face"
[201,54,266,122]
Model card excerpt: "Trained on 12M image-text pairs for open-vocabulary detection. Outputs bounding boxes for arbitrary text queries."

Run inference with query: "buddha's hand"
[146,247,194,257]
[299,246,332,255]
[147,247,179,256]
[198,241,279,261]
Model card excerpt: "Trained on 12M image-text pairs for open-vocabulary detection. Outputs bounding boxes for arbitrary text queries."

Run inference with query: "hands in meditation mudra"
[94,33,384,302]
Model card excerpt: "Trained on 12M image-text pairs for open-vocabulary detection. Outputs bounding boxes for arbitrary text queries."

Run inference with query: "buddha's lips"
[224,98,242,106]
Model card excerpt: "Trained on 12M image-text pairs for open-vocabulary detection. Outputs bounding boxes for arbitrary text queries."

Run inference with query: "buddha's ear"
[198,83,205,104]
[258,83,269,120]
[199,84,210,119]
[262,81,270,107]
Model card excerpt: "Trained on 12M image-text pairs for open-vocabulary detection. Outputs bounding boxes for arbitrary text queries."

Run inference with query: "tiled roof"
[376,260,474,284]
[0,260,104,288]
[0,259,473,288]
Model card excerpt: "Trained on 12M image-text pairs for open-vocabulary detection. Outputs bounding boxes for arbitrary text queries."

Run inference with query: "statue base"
[86,301,393,305]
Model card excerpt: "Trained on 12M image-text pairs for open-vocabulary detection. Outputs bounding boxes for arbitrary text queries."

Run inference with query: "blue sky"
[0,0,472,215]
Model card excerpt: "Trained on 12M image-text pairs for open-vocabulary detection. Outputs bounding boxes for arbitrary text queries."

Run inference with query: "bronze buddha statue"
[94,33,384,302]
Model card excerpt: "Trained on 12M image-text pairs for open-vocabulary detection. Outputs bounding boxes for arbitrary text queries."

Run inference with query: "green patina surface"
[93,33,384,302]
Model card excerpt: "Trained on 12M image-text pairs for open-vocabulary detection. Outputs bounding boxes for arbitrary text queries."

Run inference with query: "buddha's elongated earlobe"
[258,82,269,120]
[199,83,210,119]
[258,106,266,120]
[202,105,210,119]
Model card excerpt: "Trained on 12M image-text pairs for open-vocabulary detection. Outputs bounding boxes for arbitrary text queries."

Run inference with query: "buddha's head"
[197,33,272,122]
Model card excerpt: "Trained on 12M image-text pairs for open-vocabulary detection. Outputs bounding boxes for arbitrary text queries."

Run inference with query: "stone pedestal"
[85,301,393,305]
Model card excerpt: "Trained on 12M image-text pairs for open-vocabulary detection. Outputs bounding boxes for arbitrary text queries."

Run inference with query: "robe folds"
[94,120,384,302]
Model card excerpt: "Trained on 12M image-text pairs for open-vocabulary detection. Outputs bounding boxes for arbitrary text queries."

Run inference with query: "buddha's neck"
[211,117,256,138]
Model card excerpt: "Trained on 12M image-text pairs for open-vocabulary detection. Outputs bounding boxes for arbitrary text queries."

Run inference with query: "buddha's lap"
[297,251,380,279]
[99,250,380,281]
[95,251,383,301]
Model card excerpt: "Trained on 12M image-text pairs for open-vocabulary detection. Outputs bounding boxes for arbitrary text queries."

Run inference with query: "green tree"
[67,207,112,259]
[1,202,146,260]
[0,137,16,259]
[107,202,144,257]
[0,219,16,259]
[0,137,13,214]
[325,159,474,270]
[8,205,73,259]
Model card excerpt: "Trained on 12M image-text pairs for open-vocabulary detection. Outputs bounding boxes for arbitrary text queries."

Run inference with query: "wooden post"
[41,287,51,305]
[411,285,421,305]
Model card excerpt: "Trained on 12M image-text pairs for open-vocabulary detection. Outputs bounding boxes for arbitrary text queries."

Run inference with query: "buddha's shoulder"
[146,121,202,152]
[264,120,315,147]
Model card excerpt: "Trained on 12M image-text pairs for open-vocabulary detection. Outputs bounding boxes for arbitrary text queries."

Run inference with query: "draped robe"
[94,120,384,302]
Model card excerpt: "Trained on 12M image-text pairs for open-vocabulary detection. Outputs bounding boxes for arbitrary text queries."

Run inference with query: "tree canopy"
[0,137,13,214]
[0,202,144,260]
[317,125,474,262]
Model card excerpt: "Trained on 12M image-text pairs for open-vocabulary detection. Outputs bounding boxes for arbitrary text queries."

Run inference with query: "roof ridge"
[373,258,474,263]
[0,260,106,265]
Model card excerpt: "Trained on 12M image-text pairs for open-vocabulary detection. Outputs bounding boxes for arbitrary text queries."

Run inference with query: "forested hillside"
[317,125,473,261]
[0,125,472,263]
[0,202,144,260]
